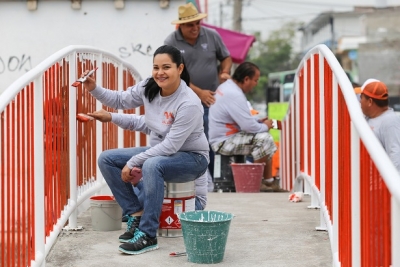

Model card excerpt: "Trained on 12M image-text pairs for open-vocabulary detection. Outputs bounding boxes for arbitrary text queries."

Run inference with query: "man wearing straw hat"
[355,79,400,172]
[165,2,232,189]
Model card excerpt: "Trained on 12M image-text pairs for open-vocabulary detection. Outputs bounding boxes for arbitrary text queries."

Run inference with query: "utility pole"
[204,0,208,21]
[330,15,335,52]
[233,0,242,32]
[219,1,223,27]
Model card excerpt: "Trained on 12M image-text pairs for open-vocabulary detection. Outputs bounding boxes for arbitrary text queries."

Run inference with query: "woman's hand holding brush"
[72,67,97,91]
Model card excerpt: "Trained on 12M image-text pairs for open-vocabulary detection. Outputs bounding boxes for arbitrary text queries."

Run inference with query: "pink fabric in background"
[202,23,256,64]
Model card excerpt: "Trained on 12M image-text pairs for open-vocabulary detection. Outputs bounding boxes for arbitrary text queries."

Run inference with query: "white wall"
[303,24,332,52]
[0,0,185,93]
[301,14,365,53]
[335,16,364,37]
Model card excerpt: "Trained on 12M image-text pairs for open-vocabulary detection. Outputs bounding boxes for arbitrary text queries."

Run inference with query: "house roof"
[300,6,400,32]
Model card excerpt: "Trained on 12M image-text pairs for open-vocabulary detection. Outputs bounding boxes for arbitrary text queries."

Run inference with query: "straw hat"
[171,2,207,25]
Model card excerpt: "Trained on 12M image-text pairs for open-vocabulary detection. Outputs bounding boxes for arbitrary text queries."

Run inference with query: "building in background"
[0,0,256,94]
[0,0,185,94]
[299,5,400,105]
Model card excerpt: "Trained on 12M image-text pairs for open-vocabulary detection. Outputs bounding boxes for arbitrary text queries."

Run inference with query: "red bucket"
[231,163,265,193]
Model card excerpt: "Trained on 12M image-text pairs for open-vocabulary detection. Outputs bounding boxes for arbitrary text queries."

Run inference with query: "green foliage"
[246,22,303,102]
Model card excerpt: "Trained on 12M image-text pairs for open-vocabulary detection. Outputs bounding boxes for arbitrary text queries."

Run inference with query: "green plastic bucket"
[179,210,234,264]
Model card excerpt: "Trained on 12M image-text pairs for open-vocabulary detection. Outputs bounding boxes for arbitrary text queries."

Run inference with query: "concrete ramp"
[46,192,332,267]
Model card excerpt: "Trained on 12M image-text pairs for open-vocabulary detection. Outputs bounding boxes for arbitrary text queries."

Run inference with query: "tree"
[246,21,302,102]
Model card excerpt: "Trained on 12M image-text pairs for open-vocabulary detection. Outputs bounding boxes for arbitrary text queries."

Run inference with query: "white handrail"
[1,45,143,267]
[285,44,400,267]
[295,44,400,201]
[0,45,142,113]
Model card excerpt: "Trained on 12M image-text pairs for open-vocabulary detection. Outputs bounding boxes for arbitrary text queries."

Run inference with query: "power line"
[262,0,354,8]
[247,2,287,17]
[207,0,354,9]
[242,12,321,21]
[249,1,336,15]
[207,0,343,23]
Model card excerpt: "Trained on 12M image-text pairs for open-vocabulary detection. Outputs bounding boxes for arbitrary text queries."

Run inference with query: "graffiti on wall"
[119,43,153,58]
[0,54,32,74]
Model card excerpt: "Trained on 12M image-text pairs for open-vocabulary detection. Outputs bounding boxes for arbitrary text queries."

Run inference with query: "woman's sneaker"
[119,229,158,255]
[119,215,141,243]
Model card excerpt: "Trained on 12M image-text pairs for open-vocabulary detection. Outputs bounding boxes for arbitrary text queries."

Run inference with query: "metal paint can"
[158,181,195,237]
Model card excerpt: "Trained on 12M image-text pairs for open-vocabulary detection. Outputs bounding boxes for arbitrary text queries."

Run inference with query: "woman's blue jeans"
[97,147,208,237]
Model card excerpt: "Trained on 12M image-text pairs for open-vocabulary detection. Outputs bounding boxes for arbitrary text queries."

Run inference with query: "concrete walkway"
[46,192,332,267]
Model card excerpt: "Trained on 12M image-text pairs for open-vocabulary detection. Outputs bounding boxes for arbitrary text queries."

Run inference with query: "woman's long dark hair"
[144,45,190,102]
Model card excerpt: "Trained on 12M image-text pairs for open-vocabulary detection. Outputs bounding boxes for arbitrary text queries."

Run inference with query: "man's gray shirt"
[164,27,230,92]
[209,79,269,146]
[366,108,400,172]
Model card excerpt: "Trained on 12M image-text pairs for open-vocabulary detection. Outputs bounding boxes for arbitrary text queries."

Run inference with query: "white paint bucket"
[89,195,122,231]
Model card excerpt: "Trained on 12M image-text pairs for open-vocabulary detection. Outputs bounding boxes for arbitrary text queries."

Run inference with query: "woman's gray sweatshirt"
[90,78,210,168]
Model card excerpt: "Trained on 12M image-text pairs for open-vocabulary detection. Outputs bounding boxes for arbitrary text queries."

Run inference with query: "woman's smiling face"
[152,53,183,92]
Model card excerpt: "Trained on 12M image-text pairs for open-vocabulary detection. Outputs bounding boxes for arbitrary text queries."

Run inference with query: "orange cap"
[363,81,388,100]
[354,79,388,100]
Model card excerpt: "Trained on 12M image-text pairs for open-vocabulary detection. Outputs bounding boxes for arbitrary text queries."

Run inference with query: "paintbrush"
[169,251,187,257]
[272,119,282,130]
[71,67,98,87]
[76,113,95,122]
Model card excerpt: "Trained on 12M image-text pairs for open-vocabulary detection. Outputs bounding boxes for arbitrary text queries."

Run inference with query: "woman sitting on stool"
[82,45,209,255]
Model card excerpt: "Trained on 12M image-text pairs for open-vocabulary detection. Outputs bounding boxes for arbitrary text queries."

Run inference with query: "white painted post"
[135,106,142,147]
[392,197,400,267]
[33,75,45,266]
[303,59,308,175]
[96,54,104,150]
[308,54,319,209]
[96,55,107,195]
[280,118,285,183]
[316,52,327,231]
[291,93,296,188]
[303,60,311,196]
[282,118,288,187]
[332,76,340,265]
[68,53,78,229]
[310,55,315,178]
[351,122,361,267]
[295,74,301,180]
[118,63,124,149]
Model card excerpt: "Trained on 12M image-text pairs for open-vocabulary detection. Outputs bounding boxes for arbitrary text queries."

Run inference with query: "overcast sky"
[201,0,400,39]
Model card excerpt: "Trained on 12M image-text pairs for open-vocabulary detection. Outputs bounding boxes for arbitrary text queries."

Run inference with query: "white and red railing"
[280,44,400,267]
[3,43,400,267]
[0,46,145,267]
